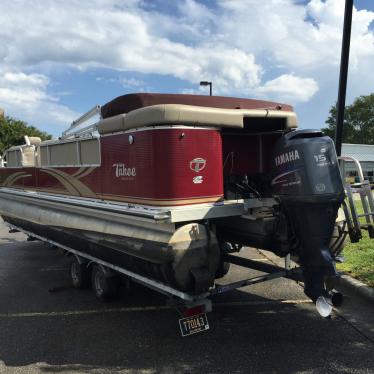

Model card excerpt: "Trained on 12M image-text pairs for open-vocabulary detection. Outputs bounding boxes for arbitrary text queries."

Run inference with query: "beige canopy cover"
[97,104,298,135]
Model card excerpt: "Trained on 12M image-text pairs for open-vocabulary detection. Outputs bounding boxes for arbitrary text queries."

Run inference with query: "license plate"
[179,313,209,337]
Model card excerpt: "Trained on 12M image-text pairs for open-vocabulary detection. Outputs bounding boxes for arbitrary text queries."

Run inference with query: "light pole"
[335,0,353,157]
[200,81,212,96]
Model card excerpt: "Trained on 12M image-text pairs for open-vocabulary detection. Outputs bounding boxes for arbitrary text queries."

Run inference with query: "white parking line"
[216,299,311,307]
[0,305,171,318]
[0,299,312,318]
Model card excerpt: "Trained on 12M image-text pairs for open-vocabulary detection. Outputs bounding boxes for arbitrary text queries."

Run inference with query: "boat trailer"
[6,222,343,337]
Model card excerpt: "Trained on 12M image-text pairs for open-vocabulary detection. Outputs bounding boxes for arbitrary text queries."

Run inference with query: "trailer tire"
[91,265,118,301]
[70,257,91,289]
[215,261,230,279]
[215,241,231,278]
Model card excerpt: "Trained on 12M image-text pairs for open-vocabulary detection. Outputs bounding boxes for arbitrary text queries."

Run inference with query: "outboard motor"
[271,130,345,303]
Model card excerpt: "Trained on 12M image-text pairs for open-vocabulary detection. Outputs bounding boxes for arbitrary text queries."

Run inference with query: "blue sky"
[0,0,373,137]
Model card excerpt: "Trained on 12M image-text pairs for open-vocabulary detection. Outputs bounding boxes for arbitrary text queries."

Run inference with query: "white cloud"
[256,74,319,103]
[0,0,262,94]
[95,76,149,91]
[306,0,374,70]
[120,77,145,88]
[0,69,79,132]
[3,72,48,87]
[0,0,373,133]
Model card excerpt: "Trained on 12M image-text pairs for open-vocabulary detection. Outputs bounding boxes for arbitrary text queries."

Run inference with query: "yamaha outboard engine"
[272,130,345,303]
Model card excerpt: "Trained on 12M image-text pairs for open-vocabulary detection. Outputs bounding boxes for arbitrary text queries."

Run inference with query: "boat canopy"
[97,104,297,135]
[100,93,294,118]
[59,93,297,138]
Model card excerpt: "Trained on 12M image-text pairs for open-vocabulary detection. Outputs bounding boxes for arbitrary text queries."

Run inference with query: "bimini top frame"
[62,105,101,139]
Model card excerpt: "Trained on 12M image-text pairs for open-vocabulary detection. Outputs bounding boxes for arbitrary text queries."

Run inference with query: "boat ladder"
[338,156,374,242]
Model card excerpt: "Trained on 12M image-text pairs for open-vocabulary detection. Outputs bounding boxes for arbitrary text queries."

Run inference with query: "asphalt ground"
[0,220,373,374]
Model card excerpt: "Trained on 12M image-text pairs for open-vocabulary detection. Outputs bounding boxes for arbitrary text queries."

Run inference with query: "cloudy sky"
[0,0,373,136]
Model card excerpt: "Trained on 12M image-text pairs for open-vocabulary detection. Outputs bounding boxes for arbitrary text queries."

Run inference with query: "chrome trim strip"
[38,164,100,168]
[0,187,275,223]
[101,125,219,137]
[0,187,169,222]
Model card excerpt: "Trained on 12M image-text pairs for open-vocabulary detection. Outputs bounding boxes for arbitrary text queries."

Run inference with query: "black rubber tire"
[215,241,232,278]
[70,257,91,289]
[215,261,230,279]
[91,265,118,301]
[331,291,344,307]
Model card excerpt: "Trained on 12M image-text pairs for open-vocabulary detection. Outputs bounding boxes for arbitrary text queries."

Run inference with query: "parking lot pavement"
[0,221,373,374]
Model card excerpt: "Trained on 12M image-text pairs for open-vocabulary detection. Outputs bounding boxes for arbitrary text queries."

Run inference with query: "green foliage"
[0,116,51,154]
[337,200,374,287]
[322,93,374,144]
[338,230,374,287]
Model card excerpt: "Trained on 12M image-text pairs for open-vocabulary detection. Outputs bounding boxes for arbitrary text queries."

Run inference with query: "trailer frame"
[6,221,306,335]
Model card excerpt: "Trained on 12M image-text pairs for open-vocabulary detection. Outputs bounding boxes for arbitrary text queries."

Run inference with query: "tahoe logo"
[190,158,206,173]
[113,163,136,177]
[275,150,300,167]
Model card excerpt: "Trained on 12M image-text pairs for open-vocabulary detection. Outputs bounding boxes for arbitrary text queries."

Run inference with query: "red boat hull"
[0,127,224,206]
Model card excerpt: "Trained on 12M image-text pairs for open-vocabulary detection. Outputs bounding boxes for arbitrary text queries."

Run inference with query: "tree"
[322,93,374,144]
[0,116,52,155]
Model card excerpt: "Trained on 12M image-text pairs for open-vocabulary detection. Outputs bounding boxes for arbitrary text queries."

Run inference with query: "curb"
[337,274,374,303]
[258,249,374,303]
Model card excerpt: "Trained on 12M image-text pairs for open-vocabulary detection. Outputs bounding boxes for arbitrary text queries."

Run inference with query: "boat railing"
[338,155,374,242]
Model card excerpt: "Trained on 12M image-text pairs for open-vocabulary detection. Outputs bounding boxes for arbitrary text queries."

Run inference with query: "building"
[0,108,4,119]
[341,143,374,183]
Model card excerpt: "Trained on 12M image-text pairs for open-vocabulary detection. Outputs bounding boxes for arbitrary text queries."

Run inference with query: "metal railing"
[339,156,374,241]
[62,105,101,139]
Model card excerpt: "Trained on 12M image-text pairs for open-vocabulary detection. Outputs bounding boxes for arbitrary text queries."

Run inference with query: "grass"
[337,198,374,287]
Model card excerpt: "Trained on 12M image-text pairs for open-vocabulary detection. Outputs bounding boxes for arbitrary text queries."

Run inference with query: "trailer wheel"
[215,261,230,279]
[215,241,231,278]
[91,265,118,301]
[70,257,91,289]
